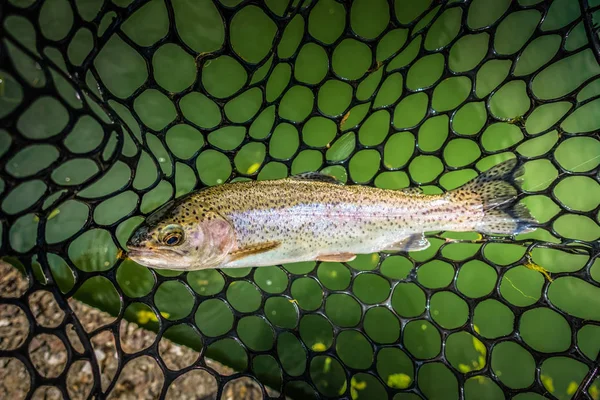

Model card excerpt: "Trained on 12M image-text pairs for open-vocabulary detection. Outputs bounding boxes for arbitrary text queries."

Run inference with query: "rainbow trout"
[126,159,536,270]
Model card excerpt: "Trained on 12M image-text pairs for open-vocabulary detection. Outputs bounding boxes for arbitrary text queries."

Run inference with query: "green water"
[3,0,600,399]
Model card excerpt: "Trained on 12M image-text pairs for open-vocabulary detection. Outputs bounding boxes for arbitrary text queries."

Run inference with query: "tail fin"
[452,159,537,235]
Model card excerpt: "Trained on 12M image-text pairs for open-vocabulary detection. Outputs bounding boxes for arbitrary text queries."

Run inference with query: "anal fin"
[228,241,281,261]
[385,234,430,252]
[316,253,356,262]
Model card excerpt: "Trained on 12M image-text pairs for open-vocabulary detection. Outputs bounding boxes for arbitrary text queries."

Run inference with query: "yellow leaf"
[136,310,158,324]
[590,384,599,400]
[524,259,553,282]
[48,208,60,220]
[324,357,331,373]
[472,337,487,357]
[353,380,367,390]
[338,379,347,396]
[247,163,261,174]
[566,381,579,396]
[349,377,367,399]
[160,312,170,319]
[387,373,411,389]
[473,324,480,334]
[541,374,555,393]
[137,312,148,324]
[477,355,486,369]
[458,364,472,374]
[340,111,350,129]
[311,342,327,352]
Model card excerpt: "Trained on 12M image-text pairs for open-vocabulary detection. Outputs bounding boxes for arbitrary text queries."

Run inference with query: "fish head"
[126,198,235,270]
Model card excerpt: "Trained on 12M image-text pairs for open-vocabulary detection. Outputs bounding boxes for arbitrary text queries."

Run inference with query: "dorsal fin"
[290,172,343,185]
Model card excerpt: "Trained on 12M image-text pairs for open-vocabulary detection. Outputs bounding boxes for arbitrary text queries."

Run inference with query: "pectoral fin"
[316,253,356,262]
[228,241,281,261]
[385,234,430,252]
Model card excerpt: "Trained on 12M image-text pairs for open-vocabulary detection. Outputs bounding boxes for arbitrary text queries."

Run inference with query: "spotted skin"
[126,159,536,271]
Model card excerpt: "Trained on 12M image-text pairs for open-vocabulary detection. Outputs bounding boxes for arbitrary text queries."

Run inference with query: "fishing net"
[1,0,600,398]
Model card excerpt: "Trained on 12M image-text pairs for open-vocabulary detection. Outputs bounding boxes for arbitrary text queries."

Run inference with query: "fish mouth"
[125,247,166,262]
[128,246,187,257]
[125,247,190,270]
[126,247,154,258]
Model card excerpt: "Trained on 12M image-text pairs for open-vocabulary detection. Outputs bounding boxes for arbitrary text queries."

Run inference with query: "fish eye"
[161,226,184,246]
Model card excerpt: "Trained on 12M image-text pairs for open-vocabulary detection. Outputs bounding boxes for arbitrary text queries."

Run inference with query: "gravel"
[0,260,271,399]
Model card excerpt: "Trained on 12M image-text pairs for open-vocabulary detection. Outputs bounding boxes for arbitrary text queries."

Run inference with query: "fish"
[126,158,537,271]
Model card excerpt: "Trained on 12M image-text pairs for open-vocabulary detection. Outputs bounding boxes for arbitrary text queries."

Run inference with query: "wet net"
[1,0,600,398]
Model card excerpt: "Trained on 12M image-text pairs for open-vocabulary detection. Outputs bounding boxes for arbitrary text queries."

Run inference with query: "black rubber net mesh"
[2,0,600,399]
